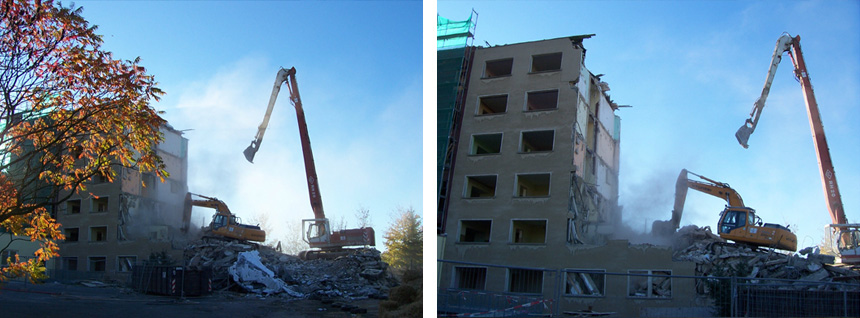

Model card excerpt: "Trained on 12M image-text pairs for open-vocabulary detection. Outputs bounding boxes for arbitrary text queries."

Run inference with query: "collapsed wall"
[183,239,398,299]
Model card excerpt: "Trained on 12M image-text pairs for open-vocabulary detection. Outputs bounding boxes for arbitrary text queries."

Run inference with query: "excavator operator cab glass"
[720,209,747,234]
[212,214,227,229]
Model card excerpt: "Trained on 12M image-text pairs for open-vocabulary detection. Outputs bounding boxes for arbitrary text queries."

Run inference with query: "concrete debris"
[672,225,860,287]
[184,239,398,299]
[228,250,302,296]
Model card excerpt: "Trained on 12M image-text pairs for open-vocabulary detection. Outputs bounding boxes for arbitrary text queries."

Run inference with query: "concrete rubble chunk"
[670,225,859,288]
[183,239,398,299]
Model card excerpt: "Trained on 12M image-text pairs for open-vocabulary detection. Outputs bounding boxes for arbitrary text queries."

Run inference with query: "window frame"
[88,256,107,272]
[458,219,493,244]
[453,266,488,290]
[117,255,138,272]
[507,268,544,294]
[469,133,504,156]
[483,58,514,78]
[513,173,552,198]
[518,129,555,153]
[563,269,606,298]
[89,225,108,242]
[463,174,498,199]
[476,94,509,115]
[530,52,563,73]
[627,269,673,299]
[509,218,548,245]
[524,89,559,112]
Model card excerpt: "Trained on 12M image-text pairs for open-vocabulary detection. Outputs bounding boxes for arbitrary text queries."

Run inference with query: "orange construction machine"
[244,67,374,260]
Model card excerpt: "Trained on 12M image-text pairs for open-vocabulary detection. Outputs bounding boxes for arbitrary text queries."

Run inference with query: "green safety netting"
[437,14,475,49]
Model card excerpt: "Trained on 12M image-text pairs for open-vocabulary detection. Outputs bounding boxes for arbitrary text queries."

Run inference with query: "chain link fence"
[438,259,860,317]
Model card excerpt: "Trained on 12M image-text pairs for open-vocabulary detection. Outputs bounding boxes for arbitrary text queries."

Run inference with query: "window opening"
[67,199,81,214]
[531,52,562,72]
[90,226,107,242]
[64,228,79,242]
[62,257,77,271]
[565,270,605,296]
[459,220,491,243]
[511,220,547,244]
[526,90,559,111]
[484,58,513,78]
[1,250,18,267]
[88,256,106,272]
[628,270,672,298]
[508,268,543,294]
[477,95,507,115]
[515,173,551,197]
[464,175,497,198]
[92,197,108,213]
[455,267,487,290]
[520,130,554,152]
[470,133,502,155]
[117,256,137,272]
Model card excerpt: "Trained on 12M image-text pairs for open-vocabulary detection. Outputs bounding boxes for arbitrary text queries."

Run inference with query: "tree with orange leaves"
[0,0,166,281]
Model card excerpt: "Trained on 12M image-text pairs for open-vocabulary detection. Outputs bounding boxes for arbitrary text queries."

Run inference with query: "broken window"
[62,257,77,271]
[455,267,487,290]
[66,199,81,214]
[117,256,137,272]
[90,226,108,242]
[459,220,491,243]
[64,228,79,242]
[92,173,109,183]
[519,130,554,152]
[91,197,108,213]
[508,268,543,294]
[477,94,507,115]
[531,52,562,73]
[628,270,672,298]
[483,58,513,78]
[515,173,551,197]
[565,270,605,297]
[464,175,497,198]
[470,133,502,155]
[88,256,106,272]
[526,90,559,111]
[1,250,17,267]
[511,220,547,244]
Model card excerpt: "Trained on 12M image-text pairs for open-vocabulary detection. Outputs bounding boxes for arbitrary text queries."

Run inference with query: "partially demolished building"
[54,125,188,281]
[436,17,702,316]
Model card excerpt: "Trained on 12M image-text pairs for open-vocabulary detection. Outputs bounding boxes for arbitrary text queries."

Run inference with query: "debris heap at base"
[672,225,859,284]
[184,240,398,299]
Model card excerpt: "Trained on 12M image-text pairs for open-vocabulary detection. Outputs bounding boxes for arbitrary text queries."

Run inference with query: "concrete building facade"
[54,125,188,281]
[438,35,699,316]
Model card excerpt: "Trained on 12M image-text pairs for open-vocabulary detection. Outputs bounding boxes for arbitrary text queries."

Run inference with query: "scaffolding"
[437,11,477,234]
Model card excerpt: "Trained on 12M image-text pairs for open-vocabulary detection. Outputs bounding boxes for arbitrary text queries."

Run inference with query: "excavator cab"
[212,214,228,230]
[718,207,759,235]
[718,206,796,251]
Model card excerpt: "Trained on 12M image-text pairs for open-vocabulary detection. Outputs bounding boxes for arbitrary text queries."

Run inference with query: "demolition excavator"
[183,192,266,243]
[244,67,375,260]
[735,34,859,263]
[653,169,797,252]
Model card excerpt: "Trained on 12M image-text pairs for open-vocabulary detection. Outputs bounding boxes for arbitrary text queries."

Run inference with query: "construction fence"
[438,259,860,317]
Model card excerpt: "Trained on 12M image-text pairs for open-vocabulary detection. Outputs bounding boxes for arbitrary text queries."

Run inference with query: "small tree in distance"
[381,206,422,276]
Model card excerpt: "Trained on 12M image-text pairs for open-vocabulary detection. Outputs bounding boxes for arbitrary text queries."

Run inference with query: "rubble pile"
[184,240,397,299]
[672,225,860,284]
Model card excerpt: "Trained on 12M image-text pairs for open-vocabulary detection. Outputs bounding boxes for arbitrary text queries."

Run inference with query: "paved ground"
[0,280,380,318]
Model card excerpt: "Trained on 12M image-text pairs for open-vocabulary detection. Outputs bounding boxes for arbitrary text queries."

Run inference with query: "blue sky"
[437,1,860,250]
[75,1,422,249]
